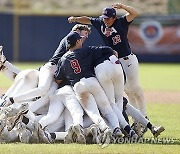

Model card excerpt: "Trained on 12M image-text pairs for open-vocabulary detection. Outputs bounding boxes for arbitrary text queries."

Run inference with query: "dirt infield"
[144,90,180,104]
[0,88,179,104]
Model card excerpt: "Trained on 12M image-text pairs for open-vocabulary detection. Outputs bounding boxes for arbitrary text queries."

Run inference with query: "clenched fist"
[112,3,125,9]
[68,16,77,23]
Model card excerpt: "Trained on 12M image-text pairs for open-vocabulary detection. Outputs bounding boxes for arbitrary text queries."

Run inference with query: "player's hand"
[68,16,77,23]
[112,3,125,9]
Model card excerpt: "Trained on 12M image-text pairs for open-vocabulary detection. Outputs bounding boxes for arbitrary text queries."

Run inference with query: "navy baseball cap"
[66,31,82,45]
[100,7,116,18]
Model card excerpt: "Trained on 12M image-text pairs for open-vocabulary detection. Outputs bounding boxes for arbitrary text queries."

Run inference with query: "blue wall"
[0,13,180,62]
[0,13,13,60]
[0,13,105,62]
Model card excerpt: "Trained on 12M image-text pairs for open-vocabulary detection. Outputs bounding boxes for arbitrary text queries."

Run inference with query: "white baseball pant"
[95,59,129,129]
[73,77,120,131]
[120,53,146,116]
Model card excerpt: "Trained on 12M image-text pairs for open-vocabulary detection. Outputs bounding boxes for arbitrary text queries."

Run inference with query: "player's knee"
[48,83,58,95]
[131,85,144,98]
[74,82,86,94]
[115,66,123,76]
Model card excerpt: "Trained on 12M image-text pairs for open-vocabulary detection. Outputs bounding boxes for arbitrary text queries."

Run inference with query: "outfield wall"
[0,13,180,62]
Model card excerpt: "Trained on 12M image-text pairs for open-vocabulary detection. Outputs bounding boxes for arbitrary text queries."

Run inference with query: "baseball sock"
[52,132,67,140]
[50,133,56,140]
[124,125,131,134]
[22,116,35,130]
[147,122,152,130]
[23,110,36,122]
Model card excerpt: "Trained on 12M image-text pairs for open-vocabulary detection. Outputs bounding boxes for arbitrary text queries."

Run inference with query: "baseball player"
[2,24,91,107]
[94,52,138,138]
[55,31,128,140]
[68,3,147,117]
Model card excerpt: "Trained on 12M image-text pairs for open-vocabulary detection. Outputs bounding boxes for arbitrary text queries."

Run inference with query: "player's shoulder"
[116,15,132,24]
[60,36,67,45]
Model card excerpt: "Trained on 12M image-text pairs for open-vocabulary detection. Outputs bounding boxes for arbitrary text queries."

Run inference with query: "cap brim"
[99,15,110,19]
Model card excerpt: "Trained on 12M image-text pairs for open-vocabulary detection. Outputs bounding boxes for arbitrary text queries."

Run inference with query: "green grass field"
[0,63,180,153]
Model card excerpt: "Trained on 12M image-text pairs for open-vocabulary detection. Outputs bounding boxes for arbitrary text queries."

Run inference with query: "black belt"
[123,53,133,60]
[50,62,56,65]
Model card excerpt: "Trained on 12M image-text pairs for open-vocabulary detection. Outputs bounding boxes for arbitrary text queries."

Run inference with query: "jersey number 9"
[70,59,81,74]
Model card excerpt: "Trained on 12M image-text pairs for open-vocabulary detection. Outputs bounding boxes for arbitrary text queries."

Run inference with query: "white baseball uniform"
[94,56,130,129]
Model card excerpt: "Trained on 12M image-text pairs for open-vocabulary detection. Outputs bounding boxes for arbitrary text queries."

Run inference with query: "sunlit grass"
[0,63,180,153]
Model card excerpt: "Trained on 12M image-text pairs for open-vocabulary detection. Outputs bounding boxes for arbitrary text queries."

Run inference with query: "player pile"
[0,46,165,147]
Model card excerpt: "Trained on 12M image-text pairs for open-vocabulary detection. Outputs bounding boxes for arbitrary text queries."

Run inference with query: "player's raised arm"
[112,3,138,22]
[68,16,92,25]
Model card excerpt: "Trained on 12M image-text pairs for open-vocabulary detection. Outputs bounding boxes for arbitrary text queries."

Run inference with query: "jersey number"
[112,35,121,45]
[70,59,81,74]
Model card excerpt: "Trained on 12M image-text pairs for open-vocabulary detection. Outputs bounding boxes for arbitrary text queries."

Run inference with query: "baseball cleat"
[17,122,31,143]
[131,121,142,136]
[6,114,23,131]
[89,124,101,144]
[4,102,29,118]
[151,126,165,138]
[29,122,40,143]
[64,125,74,144]
[37,123,53,144]
[139,124,148,137]
[101,128,112,148]
[0,119,7,134]
[0,109,8,134]
[129,130,139,140]
[113,127,123,138]
[73,125,86,144]
[4,103,29,131]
